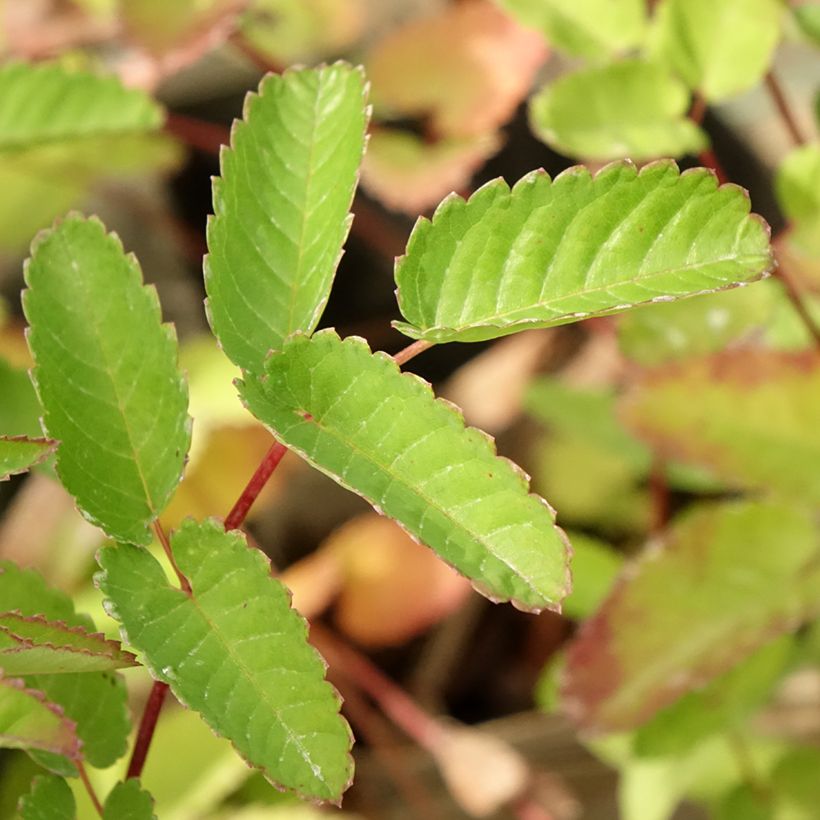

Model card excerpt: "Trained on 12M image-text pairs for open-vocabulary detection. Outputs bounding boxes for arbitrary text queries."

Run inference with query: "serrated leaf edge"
[0,435,57,481]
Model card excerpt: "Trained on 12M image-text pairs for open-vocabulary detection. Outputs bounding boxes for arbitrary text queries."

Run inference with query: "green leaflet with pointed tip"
[529,59,706,162]
[648,0,782,102]
[97,519,353,803]
[240,331,570,612]
[205,64,368,374]
[23,215,191,546]
[103,780,155,820]
[496,0,645,59]
[562,500,820,732]
[18,774,76,820]
[394,160,772,343]
[620,350,820,505]
[0,561,131,770]
[0,613,138,675]
[0,674,80,759]
[0,437,55,481]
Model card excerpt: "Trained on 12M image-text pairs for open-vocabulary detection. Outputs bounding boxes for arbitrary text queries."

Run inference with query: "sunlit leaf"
[0,674,80,759]
[562,501,820,731]
[529,59,706,161]
[367,0,546,138]
[0,612,138,675]
[23,215,191,545]
[649,0,783,102]
[103,780,155,820]
[360,128,501,215]
[97,519,353,802]
[205,64,368,374]
[394,160,772,343]
[620,349,820,504]
[617,282,776,365]
[18,774,75,820]
[495,0,645,58]
[240,330,571,612]
[0,437,55,481]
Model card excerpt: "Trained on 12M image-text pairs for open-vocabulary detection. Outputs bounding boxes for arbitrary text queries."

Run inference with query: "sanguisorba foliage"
[1,58,774,812]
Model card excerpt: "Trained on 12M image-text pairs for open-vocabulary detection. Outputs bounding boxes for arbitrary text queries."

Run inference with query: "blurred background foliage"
[0,1,819,818]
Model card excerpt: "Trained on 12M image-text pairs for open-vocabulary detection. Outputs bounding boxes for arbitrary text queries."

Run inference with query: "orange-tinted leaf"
[367,1,546,138]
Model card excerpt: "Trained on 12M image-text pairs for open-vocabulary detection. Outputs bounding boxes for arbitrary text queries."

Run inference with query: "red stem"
[765,72,807,147]
[775,266,820,350]
[393,339,434,367]
[165,112,230,156]
[224,441,289,530]
[77,761,104,816]
[154,520,191,594]
[126,681,171,780]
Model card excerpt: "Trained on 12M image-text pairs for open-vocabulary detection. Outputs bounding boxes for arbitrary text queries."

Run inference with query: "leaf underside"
[561,500,820,732]
[240,330,571,612]
[394,160,772,343]
[205,63,369,374]
[0,436,56,481]
[97,518,353,803]
[23,215,191,545]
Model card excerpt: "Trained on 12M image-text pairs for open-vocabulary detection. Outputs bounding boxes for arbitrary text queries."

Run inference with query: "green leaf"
[0,613,138,675]
[97,518,353,802]
[205,64,368,374]
[560,532,622,621]
[103,780,155,820]
[562,500,820,731]
[648,0,783,102]
[771,747,820,815]
[620,349,820,504]
[495,0,645,59]
[529,59,707,161]
[0,360,43,437]
[633,636,794,757]
[775,143,820,249]
[394,160,773,343]
[794,3,820,45]
[0,674,80,759]
[0,562,131,770]
[18,774,76,820]
[0,437,56,481]
[240,330,570,611]
[23,215,191,546]
[616,282,777,365]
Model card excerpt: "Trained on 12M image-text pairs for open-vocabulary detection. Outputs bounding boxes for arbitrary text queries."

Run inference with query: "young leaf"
[562,501,820,731]
[103,780,155,820]
[0,436,56,481]
[648,0,782,102]
[0,613,138,675]
[0,674,80,759]
[394,160,773,343]
[529,59,706,161]
[776,143,820,224]
[496,0,646,60]
[239,330,571,612]
[23,215,191,546]
[18,774,76,820]
[205,64,368,374]
[620,350,820,504]
[97,518,353,802]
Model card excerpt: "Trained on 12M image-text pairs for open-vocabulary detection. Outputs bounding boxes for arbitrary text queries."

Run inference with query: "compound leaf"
[529,59,706,161]
[205,64,368,374]
[103,780,155,820]
[562,500,820,731]
[620,350,820,504]
[97,518,353,803]
[395,160,772,343]
[649,0,782,102]
[239,330,571,612]
[0,613,138,675]
[496,0,646,59]
[18,774,76,820]
[23,215,191,546]
[0,674,80,759]
[0,437,56,481]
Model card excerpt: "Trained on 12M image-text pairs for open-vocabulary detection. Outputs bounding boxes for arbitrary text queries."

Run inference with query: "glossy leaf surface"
[529,59,706,161]
[240,331,571,612]
[649,0,782,101]
[98,519,353,802]
[23,216,191,545]
[206,64,368,374]
[394,161,772,343]
[562,501,820,731]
